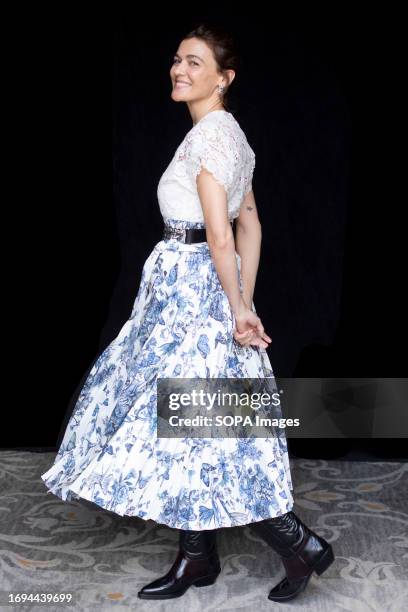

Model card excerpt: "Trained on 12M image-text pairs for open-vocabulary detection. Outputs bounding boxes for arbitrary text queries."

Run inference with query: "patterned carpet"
[0,451,407,611]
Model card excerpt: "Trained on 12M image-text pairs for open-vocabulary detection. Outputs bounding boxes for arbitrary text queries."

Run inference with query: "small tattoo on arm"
[246,205,254,210]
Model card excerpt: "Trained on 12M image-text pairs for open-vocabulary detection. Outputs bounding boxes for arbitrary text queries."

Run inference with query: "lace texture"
[157,111,255,223]
[186,116,239,194]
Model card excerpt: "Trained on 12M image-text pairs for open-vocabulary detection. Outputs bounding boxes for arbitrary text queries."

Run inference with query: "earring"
[218,84,225,94]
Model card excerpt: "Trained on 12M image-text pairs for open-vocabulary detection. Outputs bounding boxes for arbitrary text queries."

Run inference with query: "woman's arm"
[196,168,246,318]
[196,172,270,348]
[235,189,262,307]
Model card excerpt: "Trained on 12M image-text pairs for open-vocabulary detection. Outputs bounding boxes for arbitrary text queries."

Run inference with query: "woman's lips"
[175,82,191,88]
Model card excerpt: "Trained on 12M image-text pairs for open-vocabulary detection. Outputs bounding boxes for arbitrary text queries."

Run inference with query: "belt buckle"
[163,225,186,242]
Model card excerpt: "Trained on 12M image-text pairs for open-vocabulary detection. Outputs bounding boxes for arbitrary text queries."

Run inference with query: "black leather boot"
[250,511,335,602]
[137,529,221,600]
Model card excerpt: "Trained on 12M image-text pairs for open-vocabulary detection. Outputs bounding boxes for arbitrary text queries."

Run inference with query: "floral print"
[41,219,294,530]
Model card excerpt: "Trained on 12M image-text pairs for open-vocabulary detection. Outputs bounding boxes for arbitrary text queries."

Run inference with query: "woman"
[41,23,334,603]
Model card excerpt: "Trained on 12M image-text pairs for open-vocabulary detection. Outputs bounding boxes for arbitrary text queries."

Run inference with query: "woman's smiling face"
[170,37,225,104]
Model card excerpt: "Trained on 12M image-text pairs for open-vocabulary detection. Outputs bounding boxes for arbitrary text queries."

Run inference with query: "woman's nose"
[173,70,187,79]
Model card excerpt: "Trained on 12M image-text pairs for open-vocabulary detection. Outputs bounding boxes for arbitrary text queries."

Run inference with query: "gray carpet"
[0,451,407,611]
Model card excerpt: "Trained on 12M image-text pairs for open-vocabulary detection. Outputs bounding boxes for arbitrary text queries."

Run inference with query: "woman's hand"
[233,302,272,349]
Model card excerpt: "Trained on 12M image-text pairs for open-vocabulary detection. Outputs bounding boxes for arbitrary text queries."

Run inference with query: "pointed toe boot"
[137,529,221,600]
[250,511,335,602]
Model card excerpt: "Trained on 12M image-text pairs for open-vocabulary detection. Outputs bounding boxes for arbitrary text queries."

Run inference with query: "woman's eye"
[172,59,198,66]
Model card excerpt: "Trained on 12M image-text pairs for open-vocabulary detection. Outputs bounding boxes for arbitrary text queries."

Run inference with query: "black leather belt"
[163,221,234,244]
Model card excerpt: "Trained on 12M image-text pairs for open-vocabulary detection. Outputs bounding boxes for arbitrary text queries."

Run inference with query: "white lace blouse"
[157,109,255,223]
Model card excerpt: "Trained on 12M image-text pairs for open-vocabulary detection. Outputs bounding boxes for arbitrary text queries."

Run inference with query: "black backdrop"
[5,7,406,459]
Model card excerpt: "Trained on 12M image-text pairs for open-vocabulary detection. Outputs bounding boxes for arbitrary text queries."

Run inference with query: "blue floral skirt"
[41,219,294,530]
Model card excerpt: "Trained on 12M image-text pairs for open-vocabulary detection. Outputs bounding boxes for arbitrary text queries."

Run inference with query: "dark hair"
[182,22,239,112]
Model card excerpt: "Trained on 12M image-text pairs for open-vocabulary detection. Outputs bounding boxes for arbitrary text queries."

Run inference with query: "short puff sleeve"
[244,147,256,196]
[185,117,240,195]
